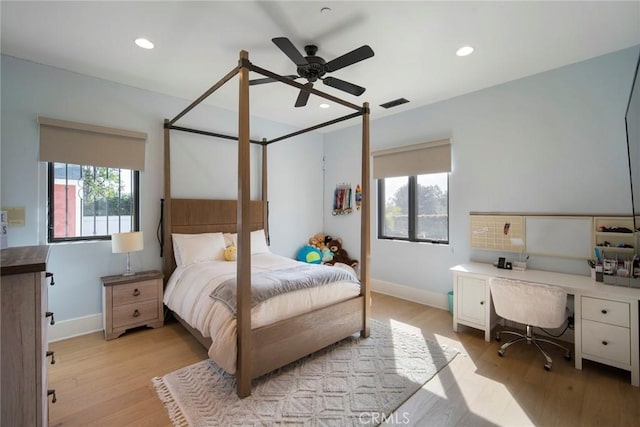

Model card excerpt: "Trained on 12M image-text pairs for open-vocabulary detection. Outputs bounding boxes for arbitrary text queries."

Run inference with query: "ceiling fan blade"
[295,83,313,107]
[249,75,299,86]
[322,77,366,96]
[324,45,374,72]
[272,37,308,66]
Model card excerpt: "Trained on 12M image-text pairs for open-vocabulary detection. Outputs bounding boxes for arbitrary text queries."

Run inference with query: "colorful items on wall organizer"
[333,183,353,215]
[355,184,362,211]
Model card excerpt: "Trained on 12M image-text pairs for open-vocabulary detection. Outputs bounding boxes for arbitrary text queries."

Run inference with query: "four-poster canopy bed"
[162,50,370,398]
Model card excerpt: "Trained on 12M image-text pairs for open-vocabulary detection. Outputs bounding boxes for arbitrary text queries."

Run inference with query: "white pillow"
[172,232,226,267]
[250,229,270,254]
[222,230,269,254]
[223,233,237,248]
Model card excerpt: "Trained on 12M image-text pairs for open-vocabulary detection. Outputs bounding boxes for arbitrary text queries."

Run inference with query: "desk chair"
[489,278,571,370]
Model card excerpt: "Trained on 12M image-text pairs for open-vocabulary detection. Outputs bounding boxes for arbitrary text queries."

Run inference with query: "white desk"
[451,262,640,387]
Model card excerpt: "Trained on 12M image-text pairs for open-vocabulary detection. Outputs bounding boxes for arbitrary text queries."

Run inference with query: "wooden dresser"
[1,245,55,427]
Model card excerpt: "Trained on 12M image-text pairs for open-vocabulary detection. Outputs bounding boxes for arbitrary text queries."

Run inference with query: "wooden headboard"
[163,198,265,282]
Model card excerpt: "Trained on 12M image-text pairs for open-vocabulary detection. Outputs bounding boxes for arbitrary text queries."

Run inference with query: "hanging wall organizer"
[333,183,353,215]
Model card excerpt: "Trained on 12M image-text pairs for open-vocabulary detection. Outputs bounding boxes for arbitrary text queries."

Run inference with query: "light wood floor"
[49,292,640,426]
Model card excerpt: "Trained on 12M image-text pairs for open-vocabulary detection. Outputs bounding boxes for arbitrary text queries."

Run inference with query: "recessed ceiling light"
[456,46,474,57]
[320,7,332,13]
[319,103,330,109]
[135,38,154,50]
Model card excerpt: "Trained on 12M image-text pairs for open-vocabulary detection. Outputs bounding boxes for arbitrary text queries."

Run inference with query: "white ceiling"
[2,1,639,132]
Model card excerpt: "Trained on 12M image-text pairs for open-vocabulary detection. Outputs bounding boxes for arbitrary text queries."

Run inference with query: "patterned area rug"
[153,320,458,426]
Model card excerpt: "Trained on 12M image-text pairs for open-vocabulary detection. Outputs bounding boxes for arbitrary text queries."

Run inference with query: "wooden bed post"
[163,119,173,282]
[236,50,252,398]
[361,102,371,338]
[262,140,269,244]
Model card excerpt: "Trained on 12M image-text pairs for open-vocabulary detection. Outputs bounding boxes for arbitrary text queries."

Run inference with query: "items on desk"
[594,252,640,287]
[494,256,528,270]
[595,265,604,282]
[495,257,512,270]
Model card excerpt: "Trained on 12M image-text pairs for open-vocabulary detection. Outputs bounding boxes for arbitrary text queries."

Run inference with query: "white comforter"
[163,252,360,373]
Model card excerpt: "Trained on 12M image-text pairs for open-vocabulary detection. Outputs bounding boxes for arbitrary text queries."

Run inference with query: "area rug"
[152,319,458,426]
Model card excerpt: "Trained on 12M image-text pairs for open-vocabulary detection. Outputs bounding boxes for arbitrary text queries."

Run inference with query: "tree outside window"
[379,173,448,243]
[48,163,139,242]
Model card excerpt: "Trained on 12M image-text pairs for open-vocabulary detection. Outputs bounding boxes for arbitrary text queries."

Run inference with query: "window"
[372,139,451,244]
[38,116,147,243]
[48,163,139,242]
[378,173,449,243]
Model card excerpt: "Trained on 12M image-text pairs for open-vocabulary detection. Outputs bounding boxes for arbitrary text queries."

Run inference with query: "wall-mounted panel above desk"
[470,213,636,259]
[470,215,524,253]
[524,216,592,258]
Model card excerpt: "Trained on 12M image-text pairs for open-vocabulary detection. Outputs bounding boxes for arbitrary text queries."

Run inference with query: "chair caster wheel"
[497,349,504,357]
[544,364,552,371]
[495,336,501,342]
[564,353,572,361]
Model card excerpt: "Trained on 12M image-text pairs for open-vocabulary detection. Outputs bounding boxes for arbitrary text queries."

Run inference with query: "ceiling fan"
[250,37,374,107]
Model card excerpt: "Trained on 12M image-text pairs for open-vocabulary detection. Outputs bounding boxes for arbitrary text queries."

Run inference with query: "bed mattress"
[163,252,360,373]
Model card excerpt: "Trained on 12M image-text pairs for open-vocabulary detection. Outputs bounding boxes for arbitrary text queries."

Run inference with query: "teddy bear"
[308,233,327,250]
[325,238,358,268]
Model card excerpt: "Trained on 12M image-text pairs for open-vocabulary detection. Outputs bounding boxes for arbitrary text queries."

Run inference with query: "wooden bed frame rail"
[164,50,370,398]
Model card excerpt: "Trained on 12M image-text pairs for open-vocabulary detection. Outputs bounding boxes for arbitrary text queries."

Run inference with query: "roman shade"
[372,139,451,179]
[38,117,147,171]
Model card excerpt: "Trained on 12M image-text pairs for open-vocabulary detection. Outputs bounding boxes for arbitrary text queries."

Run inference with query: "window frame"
[377,174,449,244]
[47,162,140,243]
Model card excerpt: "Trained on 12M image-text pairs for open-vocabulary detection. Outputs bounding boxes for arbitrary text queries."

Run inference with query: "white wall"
[3,45,638,335]
[1,55,324,330]
[323,46,640,306]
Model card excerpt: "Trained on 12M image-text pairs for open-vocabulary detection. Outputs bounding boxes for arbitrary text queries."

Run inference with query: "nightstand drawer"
[112,300,160,329]
[582,296,630,327]
[112,280,159,306]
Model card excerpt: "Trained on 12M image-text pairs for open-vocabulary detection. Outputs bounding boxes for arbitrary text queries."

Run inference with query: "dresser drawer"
[112,299,160,329]
[581,296,630,327]
[112,280,159,307]
[581,319,630,365]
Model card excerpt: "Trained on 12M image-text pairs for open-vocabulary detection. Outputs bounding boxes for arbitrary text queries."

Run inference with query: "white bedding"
[163,252,360,373]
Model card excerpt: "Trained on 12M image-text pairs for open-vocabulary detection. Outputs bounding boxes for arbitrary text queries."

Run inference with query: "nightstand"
[101,270,163,340]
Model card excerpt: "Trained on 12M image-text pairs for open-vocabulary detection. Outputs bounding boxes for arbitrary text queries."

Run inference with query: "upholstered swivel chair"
[489,278,571,370]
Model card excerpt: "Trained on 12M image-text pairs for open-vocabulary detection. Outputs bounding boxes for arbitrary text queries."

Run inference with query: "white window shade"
[372,139,451,179]
[38,117,147,171]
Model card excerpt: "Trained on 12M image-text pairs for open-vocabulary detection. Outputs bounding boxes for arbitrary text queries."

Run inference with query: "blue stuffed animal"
[296,245,322,264]
[321,247,334,263]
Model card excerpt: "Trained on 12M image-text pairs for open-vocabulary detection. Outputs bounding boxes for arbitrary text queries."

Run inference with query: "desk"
[451,262,640,387]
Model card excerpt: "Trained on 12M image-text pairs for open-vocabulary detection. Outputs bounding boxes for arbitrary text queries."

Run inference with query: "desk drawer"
[112,280,159,307]
[581,319,630,365]
[581,296,629,327]
[112,300,159,329]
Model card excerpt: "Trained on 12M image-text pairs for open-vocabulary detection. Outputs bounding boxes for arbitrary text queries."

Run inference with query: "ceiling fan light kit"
[249,37,374,107]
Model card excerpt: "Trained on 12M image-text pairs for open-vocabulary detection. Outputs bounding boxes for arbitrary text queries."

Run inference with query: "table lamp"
[111,231,143,276]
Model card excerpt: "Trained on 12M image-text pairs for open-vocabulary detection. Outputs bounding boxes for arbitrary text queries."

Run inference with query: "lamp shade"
[111,231,143,254]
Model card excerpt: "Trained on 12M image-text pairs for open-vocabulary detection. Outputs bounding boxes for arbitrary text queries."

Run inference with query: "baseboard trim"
[48,313,103,343]
[371,278,448,311]
[47,282,446,342]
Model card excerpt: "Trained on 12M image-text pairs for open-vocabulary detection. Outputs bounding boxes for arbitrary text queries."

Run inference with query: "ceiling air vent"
[380,98,409,109]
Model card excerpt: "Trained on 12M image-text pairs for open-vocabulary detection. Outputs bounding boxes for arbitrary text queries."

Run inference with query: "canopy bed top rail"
[168,64,241,126]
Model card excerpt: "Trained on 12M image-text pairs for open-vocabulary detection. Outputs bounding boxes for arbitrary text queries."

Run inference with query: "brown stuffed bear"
[325,238,358,268]
[308,233,326,249]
